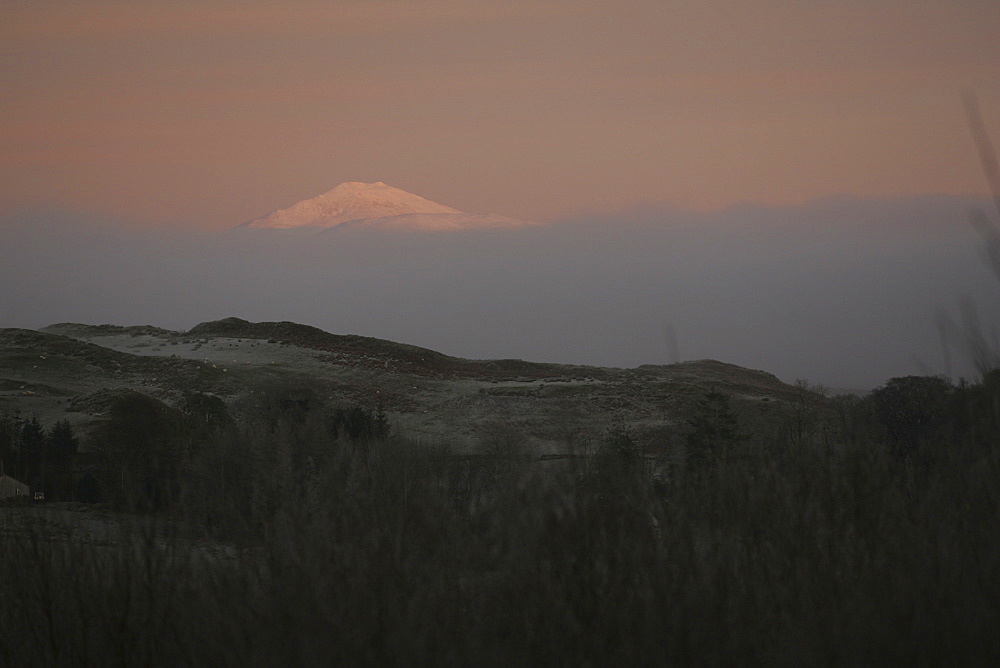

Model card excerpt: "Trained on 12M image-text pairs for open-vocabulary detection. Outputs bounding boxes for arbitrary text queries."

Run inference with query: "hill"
[9,318,821,452]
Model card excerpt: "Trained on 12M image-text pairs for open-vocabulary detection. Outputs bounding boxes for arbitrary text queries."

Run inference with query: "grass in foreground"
[2,413,999,666]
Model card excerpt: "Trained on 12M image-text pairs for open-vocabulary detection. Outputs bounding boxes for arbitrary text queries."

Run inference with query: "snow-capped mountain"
[238,181,537,232]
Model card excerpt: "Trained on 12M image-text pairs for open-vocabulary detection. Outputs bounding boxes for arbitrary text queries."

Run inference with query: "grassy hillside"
[4,319,824,452]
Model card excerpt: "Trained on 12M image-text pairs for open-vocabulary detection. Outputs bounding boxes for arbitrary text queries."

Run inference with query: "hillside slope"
[7,318,818,452]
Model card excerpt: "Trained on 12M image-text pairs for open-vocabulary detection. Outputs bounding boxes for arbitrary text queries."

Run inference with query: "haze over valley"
[3,185,997,390]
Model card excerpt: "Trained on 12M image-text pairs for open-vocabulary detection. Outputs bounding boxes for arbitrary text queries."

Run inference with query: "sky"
[2,0,999,227]
[3,1,1000,390]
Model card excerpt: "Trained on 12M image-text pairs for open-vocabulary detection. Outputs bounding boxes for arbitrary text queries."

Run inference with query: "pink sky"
[2,0,999,228]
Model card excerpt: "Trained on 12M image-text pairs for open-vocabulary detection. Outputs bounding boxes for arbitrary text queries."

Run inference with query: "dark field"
[2,377,999,665]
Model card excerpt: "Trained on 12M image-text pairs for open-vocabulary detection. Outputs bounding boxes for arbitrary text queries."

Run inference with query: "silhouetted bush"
[328,404,388,446]
[871,375,953,457]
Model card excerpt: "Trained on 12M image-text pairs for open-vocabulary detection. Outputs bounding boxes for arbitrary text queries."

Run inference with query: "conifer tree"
[686,389,742,467]
[19,416,46,485]
[48,419,79,499]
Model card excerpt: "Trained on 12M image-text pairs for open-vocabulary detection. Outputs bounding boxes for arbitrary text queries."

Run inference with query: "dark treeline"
[1,413,78,499]
[2,372,1000,664]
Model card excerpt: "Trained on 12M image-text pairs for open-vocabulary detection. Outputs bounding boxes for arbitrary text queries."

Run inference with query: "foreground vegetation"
[2,371,999,665]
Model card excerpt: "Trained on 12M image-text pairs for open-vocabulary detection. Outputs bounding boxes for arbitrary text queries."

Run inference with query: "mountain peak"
[241,181,463,230]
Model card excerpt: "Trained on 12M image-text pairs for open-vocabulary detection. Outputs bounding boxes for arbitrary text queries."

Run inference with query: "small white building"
[0,475,29,499]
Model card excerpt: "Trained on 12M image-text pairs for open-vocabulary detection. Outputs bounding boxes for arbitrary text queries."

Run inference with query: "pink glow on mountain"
[241,181,537,232]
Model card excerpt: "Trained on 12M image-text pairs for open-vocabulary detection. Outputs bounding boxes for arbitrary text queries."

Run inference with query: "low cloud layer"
[3,194,998,390]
